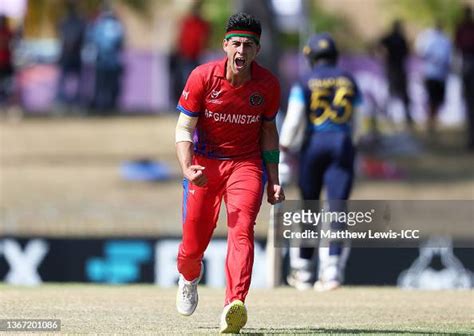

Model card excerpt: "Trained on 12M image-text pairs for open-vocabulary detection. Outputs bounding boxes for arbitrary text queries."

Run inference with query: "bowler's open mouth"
[235,57,246,69]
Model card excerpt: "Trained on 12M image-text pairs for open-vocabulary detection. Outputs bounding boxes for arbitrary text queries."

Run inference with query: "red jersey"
[177,58,281,160]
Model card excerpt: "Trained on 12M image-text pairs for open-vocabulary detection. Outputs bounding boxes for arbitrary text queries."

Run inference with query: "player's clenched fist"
[267,183,285,205]
[183,165,207,187]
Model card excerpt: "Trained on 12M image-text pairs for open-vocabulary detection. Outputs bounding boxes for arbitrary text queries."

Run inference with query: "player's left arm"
[261,120,285,205]
[261,78,284,204]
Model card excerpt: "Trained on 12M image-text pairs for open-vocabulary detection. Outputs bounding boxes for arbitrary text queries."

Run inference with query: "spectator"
[0,14,14,108]
[416,21,452,137]
[56,1,86,113]
[378,20,413,129]
[89,3,124,113]
[171,0,210,105]
[455,6,474,150]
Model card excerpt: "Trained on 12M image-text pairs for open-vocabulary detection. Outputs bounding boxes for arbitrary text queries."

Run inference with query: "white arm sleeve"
[175,113,198,143]
[279,85,306,151]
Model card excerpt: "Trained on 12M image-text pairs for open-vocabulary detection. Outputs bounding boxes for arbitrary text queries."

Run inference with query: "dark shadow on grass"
[234,327,469,335]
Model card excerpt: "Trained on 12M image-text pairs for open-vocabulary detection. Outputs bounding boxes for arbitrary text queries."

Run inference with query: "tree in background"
[389,0,465,34]
[23,0,152,38]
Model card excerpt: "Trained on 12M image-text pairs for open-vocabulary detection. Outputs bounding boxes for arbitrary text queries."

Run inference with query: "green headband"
[225,30,260,45]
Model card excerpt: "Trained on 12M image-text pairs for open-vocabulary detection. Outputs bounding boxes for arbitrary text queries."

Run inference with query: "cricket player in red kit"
[175,12,284,334]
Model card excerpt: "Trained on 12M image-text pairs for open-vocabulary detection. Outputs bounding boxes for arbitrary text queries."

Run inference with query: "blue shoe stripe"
[182,179,189,224]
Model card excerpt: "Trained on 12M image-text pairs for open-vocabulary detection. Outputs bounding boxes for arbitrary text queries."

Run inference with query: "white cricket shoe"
[315,247,349,292]
[219,300,247,334]
[315,263,342,292]
[176,266,203,316]
[314,279,341,292]
[286,268,313,291]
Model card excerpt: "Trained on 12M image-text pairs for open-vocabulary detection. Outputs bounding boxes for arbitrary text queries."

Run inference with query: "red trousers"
[177,155,263,305]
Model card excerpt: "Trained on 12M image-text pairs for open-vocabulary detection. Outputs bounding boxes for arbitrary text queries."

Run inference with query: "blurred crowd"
[0,1,473,148]
[374,8,474,149]
[0,0,125,116]
[55,1,125,115]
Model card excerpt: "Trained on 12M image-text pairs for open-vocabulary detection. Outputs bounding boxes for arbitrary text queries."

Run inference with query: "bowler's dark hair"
[225,12,261,36]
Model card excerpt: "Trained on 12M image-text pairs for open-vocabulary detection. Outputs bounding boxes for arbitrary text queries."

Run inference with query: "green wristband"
[262,149,280,164]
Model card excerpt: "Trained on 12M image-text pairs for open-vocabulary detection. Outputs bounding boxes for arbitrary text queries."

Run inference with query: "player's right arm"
[175,68,207,187]
[278,84,306,186]
[280,84,307,153]
[175,114,207,187]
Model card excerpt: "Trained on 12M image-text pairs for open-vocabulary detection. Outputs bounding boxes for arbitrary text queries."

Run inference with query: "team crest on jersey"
[208,90,223,104]
[249,93,264,106]
[210,90,222,99]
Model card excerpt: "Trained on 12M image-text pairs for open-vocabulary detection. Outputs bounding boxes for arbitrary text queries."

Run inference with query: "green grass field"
[0,285,473,335]
[1,116,473,237]
[1,117,473,335]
